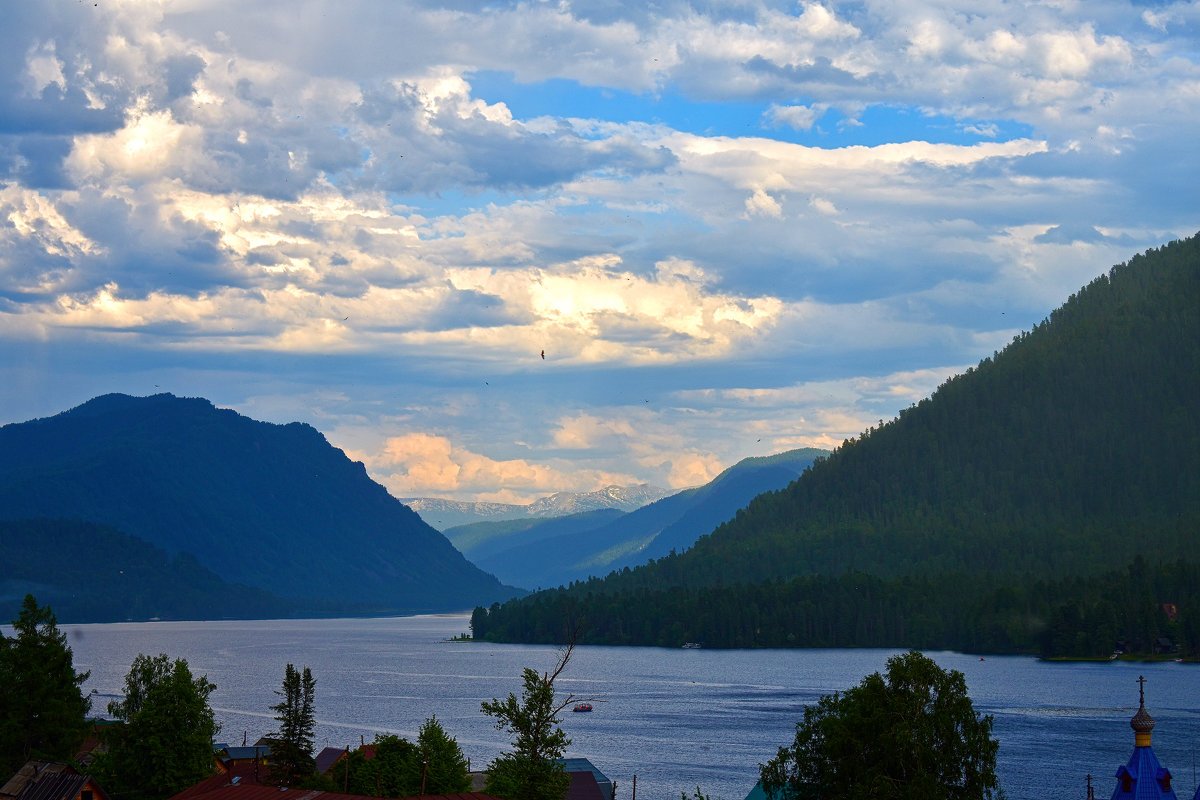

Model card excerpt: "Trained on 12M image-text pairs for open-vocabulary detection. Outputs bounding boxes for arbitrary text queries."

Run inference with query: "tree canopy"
[761,651,1000,800]
[95,653,218,800]
[481,646,577,800]
[0,595,91,775]
[332,734,419,797]
[329,719,470,797]
[417,716,471,794]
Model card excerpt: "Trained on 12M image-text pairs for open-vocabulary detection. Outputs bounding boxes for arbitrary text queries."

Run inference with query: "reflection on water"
[46,615,1200,800]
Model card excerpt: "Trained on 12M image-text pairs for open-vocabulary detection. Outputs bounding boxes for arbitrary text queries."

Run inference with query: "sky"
[1,0,1198,504]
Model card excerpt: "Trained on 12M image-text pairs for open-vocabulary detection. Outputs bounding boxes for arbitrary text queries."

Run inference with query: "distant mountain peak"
[405,483,671,530]
[526,484,670,517]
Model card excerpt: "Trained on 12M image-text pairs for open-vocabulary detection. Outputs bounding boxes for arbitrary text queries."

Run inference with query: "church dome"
[1131,675,1156,748]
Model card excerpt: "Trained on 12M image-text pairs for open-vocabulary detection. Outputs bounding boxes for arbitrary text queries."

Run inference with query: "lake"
[55,614,1200,800]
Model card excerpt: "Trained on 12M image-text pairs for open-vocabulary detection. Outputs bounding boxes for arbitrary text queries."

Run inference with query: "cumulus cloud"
[764,103,825,131]
[667,452,723,489]
[351,431,641,503]
[744,187,783,218]
[1,0,1197,502]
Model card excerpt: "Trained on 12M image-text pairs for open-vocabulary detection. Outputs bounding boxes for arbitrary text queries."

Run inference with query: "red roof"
[167,764,500,800]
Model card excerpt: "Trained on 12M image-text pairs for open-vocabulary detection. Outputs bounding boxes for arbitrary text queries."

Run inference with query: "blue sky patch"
[468,70,1034,148]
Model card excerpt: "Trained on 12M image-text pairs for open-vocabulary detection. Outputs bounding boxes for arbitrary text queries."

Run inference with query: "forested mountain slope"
[474,233,1200,651]
[0,394,520,613]
[613,234,1198,586]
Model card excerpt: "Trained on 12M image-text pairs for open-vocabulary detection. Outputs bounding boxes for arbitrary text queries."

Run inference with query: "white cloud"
[808,195,839,216]
[68,103,204,182]
[744,188,783,218]
[25,41,67,95]
[764,103,824,131]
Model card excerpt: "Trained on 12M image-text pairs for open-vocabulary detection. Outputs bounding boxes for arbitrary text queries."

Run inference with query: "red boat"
[572,703,593,712]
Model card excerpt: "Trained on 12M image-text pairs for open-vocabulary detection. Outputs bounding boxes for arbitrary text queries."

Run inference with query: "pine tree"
[0,595,91,774]
[270,664,316,786]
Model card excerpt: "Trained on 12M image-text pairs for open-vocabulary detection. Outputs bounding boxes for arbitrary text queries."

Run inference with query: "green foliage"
[0,595,91,775]
[95,653,218,800]
[486,754,569,800]
[327,719,472,796]
[330,735,420,797]
[270,664,317,786]
[417,716,471,794]
[481,649,575,800]
[760,652,1000,800]
[477,234,1200,654]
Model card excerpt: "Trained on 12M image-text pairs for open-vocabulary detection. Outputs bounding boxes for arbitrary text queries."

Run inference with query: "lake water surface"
[55,614,1200,800]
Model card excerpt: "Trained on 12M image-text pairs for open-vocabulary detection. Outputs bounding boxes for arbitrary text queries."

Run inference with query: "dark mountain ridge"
[0,393,520,614]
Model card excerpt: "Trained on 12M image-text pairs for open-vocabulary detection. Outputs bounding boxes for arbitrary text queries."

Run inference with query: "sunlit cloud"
[348,431,642,504]
[1,0,1197,501]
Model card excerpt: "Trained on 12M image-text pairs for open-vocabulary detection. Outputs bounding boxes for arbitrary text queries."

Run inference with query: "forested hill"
[0,394,521,614]
[473,233,1200,651]
[0,519,296,622]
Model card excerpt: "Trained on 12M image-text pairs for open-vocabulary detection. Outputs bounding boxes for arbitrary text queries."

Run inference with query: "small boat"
[572,703,593,713]
[682,642,702,649]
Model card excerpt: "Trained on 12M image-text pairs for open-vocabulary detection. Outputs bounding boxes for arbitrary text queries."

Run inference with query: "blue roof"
[557,759,610,787]
[558,759,606,780]
[1110,746,1178,800]
[744,780,794,800]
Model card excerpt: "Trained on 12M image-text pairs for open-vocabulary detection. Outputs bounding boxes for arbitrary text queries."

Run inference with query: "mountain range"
[404,484,671,530]
[447,448,826,589]
[0,394,520,619]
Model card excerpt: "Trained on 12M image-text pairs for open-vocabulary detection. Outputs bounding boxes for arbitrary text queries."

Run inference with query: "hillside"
[446,509,626,563]
[473,233,1200,650]
[456,448,825,589]
[0,394,521,614]
[0,519,297,622]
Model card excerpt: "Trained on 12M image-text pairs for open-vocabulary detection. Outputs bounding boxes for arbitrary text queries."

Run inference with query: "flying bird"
[541,350,545,360]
